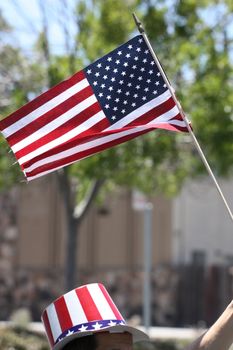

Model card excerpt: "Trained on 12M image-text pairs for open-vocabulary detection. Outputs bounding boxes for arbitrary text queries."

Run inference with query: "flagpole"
[132,13,233,223]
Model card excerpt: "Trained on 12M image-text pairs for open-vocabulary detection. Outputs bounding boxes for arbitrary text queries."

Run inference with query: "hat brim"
[53,324,149,350]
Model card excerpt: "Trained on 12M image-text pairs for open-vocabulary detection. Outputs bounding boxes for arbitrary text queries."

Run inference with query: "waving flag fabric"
[0,35,189,181]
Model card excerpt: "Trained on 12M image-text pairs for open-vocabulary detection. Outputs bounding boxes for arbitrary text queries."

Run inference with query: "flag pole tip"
[132,13,145,33]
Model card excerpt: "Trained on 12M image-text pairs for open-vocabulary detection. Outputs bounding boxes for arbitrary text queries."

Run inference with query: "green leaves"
[76,0,136,63]
[0,0,232,195]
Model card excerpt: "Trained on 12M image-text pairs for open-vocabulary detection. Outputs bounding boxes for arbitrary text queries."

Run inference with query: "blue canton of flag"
[85,35,167,125]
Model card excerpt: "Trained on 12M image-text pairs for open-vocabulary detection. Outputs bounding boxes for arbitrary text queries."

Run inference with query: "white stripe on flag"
[12,94,97,153]
[2,78,89,138]
[87,284,116,320]
[25,166,67,181]
[23,107,180,173]
[169,119,186,126]
[105,89,172,131]
[64,289,88,326]
[46,303,62,343]
[18,110,105,165]
[148,105,179,125]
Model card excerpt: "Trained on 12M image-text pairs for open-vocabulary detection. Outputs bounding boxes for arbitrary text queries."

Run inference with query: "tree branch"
[73,178,105,223]
[56,168,74,219]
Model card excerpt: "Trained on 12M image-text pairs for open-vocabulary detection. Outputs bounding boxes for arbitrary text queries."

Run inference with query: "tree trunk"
[57,169,78,290]
[57,170,104,291]
[65,214,79,290]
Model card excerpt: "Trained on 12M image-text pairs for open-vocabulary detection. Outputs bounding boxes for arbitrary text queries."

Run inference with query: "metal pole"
[143,203,153,331]
[132,13,233,223]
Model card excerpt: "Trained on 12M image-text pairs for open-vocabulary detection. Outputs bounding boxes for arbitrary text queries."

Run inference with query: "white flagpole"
[133,13,233,222]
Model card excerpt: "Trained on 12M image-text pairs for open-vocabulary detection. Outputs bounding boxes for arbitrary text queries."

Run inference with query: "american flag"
[0,34,188,181]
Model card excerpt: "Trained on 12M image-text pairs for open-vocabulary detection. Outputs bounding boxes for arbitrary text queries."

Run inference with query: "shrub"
[0,327,49,350]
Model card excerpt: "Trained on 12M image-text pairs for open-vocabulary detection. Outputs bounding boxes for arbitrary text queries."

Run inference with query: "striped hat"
[41,283,149,350]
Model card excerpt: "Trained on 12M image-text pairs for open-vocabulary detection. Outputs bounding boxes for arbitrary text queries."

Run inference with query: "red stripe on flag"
[170,113,190,132]
[98,283,124,320]
[0,70,85,130]
[54,297,73,332]
[42,310,55,348]
[128,97,176,127]
[151,121,184,132]
[19,116,110,168]
[23,128,152,178]
[75,286,102,321]
[15,101,102,160]
[18,98,175,168]
[7,85,94,147]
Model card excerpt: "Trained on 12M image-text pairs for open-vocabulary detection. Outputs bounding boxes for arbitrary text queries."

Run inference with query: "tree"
[0,9,46,188]
[0,0,232,289]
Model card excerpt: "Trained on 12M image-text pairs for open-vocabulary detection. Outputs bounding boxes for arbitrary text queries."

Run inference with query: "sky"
[0,0,77,56]
[1,0,233,58]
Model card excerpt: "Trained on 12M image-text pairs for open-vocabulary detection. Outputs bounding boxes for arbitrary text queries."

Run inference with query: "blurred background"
[0,0,233,348]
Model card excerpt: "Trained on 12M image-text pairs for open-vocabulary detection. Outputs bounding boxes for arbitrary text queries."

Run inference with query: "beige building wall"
[17,175,172,278]
[17,175,66,270]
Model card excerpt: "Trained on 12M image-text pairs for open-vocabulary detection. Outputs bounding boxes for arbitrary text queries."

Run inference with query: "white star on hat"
[93,322,102,330]
[79,324,88,332]
[66,330,74,337]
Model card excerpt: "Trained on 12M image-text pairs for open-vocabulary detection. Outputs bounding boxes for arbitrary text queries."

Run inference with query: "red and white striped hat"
[41,283,148,350]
